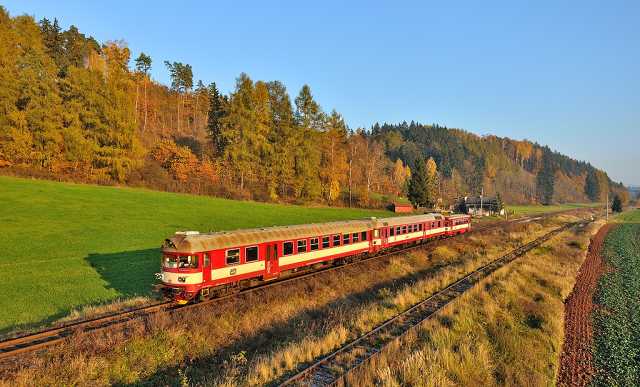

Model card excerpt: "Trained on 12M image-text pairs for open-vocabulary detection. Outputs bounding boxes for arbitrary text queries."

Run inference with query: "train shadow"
[85,248,160,298]
[127,256,452,386]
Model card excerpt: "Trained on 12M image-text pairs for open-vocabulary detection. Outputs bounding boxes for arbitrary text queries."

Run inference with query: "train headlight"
[178,276,186,283]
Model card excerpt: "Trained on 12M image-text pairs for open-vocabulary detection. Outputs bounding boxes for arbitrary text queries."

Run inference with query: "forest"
[0,7,629,208]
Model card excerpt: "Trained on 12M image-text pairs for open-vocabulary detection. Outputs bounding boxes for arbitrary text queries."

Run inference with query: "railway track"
[0,209,591,362]
[279,220,588,386]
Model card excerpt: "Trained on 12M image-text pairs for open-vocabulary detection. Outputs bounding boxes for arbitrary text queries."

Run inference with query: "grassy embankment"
[344,217,603,385]
[0,213,583,385]
[592,209,640,385]
[506,202,599,217]
[0,175,389,332]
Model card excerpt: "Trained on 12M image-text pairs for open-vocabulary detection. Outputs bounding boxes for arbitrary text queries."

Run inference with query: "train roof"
[375,213,441,227]
[163,218,376,253]
[447,213,471,219]
[163,213,450,253]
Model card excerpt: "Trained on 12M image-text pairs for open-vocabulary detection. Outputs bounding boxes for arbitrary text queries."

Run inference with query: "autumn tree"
[392,159,410,195]
[319,110,348,203]
[164,61,193,133]
[425,157,439,207]
[220,74,271,191]
[0,11,63,168]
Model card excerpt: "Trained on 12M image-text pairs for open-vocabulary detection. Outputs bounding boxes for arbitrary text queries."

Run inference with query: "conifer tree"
[536,150,556,205]
[266,80,296,198]
[585,169,600,201]
[292,85,322,199]
[134,52,152,132]
[408,159,429,208]
[611,194,623,213]
[206,82,226,156]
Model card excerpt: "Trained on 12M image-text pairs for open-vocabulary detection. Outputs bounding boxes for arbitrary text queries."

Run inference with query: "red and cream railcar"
[159,213,471,303]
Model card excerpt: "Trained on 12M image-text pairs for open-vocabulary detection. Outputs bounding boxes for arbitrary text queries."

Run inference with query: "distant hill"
[371,122,628,205]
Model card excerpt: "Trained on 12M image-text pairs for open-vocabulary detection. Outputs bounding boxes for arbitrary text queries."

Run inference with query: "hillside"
[372,122,629,205]
[0,176,388,332]
[0,7,628,208]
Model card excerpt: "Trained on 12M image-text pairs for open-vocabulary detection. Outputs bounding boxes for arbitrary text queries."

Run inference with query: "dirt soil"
[557,224,613,387]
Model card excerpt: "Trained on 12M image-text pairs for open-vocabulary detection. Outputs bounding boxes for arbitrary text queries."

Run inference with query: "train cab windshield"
[163,254,199,269]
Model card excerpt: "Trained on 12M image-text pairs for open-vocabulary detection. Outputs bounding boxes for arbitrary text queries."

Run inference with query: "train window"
[204,253,210,268]
[333,234,341,246]
[402,226,407,234]
[176,255,198,268]
[283,241,294,256]
[343,234,350,245]
[163,255,179,268]
[322,236,330,248]
[297,240,307,253]
[352,233,359,242]
[245,246,258,262]
[310,238,319,251]
[374,229,379,238]
[396,227,401,235]
[225,249,240,265]
[361,231,367,241]
[419,224,423,231]
[390,227,395,236]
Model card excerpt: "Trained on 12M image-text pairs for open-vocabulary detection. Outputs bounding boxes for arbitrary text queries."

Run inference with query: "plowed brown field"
[557,224,613,386]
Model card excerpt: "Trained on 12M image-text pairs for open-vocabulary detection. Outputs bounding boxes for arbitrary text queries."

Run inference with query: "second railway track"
[279,220,589,386]
[0,210,590,362]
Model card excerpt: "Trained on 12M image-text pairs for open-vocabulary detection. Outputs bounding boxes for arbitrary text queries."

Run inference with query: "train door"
[379,225,388,249]
[265,243,279,279]
[202,252,211,282]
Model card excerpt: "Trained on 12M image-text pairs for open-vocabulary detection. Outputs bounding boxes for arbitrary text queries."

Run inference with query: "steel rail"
[279,220,589,386]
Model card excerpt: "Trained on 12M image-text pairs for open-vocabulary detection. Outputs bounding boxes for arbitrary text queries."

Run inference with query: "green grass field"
[506,202,599,216]
[0,176,390,332]
[613,209,640,223]
[592,210,640,385]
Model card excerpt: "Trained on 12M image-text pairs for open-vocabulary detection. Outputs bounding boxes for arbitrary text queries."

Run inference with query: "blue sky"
[6,1,639,185]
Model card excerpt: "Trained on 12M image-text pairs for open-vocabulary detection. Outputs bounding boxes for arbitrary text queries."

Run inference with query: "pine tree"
[536,150,555,205]
[408,159,429,208]
[266,80,296,198]
[611,194,623,213]
[292,85,323,200]
[585,169,600,201]
[206,82,226,156]
[134,52,152,132]
[164,61,193,132]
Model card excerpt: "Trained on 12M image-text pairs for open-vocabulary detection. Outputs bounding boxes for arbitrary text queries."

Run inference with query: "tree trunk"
[143,76,148,132]
[134,82,139,124]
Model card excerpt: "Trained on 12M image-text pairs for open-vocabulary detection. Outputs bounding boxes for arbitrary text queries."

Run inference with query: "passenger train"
[159,213,471,304]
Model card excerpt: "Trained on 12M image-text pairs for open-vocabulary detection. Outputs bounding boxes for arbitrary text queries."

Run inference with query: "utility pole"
[480,187,484,217]
[606,192,609,222]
